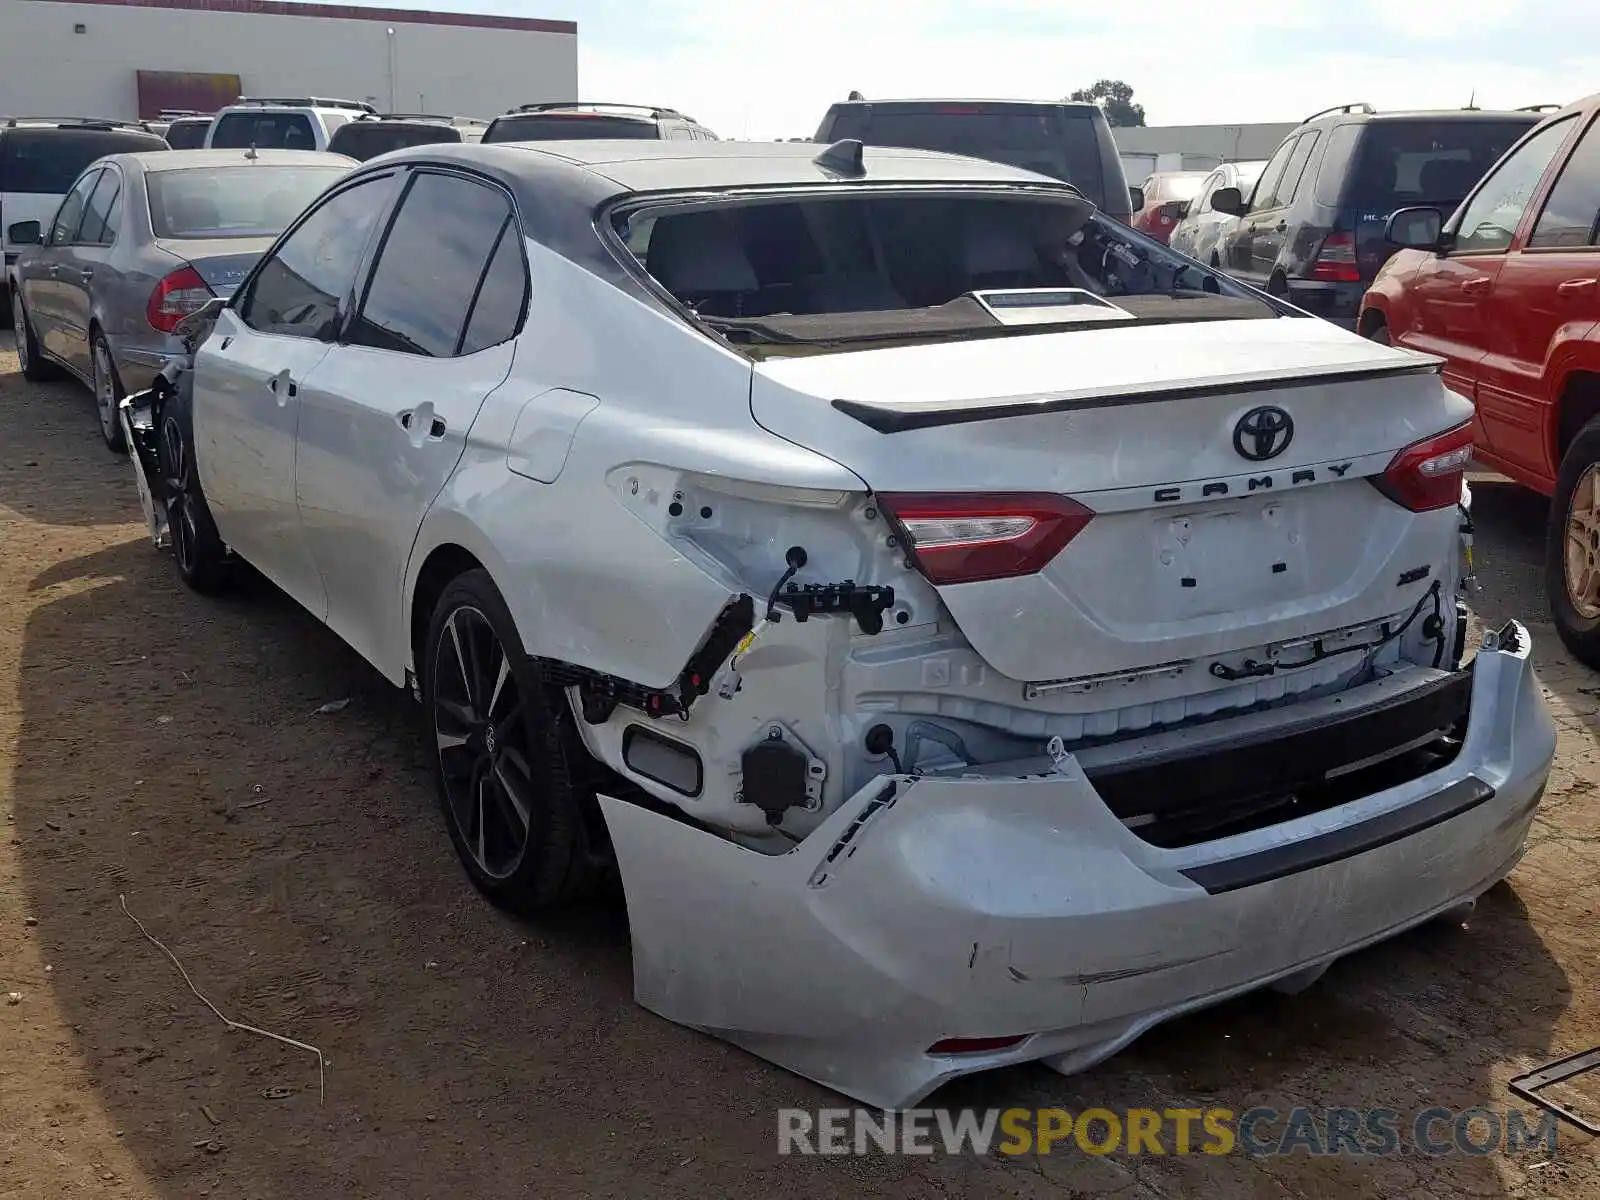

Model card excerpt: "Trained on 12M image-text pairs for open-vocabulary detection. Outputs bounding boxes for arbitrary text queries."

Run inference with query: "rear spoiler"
[831,357,1443,433]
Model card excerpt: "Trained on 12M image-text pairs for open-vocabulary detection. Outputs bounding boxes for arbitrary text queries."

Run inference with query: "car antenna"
[813,138,865,177]
[847,90,865,101]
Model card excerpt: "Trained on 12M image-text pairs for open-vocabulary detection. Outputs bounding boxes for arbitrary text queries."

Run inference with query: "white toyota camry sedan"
[120,138,1555,1110]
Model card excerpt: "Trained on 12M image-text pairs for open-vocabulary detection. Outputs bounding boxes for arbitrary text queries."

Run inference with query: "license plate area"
[1155,498,1305,617]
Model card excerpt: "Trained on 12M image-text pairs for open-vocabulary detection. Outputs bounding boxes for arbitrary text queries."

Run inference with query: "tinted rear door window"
[1345,119,1536,212]
[0,130,164,194]
[483,115,659,142]
[1530,116,1600,248]
[79,170,122,245]
[211,112,317,150]
[1267,131,1320,207]
[850,106,1105,203]
[348,171,516,357]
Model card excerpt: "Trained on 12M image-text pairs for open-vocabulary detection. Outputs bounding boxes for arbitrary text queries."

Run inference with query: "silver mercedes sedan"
[6,148,354,451]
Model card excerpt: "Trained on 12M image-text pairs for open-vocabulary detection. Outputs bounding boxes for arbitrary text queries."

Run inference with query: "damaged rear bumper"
[120,390,169,550]
[599,625,1553,1109]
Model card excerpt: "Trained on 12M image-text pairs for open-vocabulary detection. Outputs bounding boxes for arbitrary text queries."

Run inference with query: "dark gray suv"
[1210,102,1544,326]
[812,98,1136,220]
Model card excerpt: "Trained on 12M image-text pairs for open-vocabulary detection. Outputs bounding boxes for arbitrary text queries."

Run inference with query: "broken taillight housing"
[147,264,213,333]
[876,492,1094,585]
[1371,421,1475,512]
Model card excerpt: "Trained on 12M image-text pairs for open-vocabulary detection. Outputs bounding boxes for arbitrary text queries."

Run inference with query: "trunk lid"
[154,237,270,298]
[749,317,1471,684]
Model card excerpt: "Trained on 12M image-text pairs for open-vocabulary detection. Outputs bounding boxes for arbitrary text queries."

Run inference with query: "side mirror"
[1210,187,1247,217]
[1128,185,1145,213]
[6,220,42,246]
[1385,206,1444,251]
[1161,199,1190,221]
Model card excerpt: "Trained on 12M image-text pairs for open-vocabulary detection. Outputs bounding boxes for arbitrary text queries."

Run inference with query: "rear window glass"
[615,190,1270,354]
[483,114,660,143]
[147,164,350,238]
[0,129,166,193]
[165,120,211,150]
[328,122,462,162]
[838,106,1106,205]
[1341,119,1536,211]
[211,112,318,151]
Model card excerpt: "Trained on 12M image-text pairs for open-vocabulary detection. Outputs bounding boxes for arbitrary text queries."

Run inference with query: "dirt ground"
[2,348,1600,1199]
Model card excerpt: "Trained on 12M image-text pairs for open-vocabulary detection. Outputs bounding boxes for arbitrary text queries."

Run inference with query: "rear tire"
[159,374,231,594]
[424,570,612,911]
[1547,419,1600,668]
[12,290,61,383]
[91,332,128,454]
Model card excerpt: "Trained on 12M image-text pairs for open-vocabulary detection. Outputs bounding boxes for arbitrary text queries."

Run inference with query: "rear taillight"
[1308,231,1360,282]
[876,492,1094,585]
[147,264,213,333]
[1371,421,1475,512]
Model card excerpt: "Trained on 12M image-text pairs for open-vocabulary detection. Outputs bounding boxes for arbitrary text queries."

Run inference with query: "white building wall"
[0,0,578,121]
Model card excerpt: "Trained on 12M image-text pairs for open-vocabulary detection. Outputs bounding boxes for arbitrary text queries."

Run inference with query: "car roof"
[826,98,1101,111]
[386,138,1067,195]
[1314,109,1543,126]
[110,148,356,172]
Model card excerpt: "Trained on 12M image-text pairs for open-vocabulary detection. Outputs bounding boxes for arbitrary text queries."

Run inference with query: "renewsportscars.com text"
[777,1106,1560,1157]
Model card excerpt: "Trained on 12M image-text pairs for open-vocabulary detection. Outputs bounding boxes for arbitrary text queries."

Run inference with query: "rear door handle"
[1558,277,1598,297]
[1461,277,1492,296]
[79,269,94,283]
[268,369,297,406]
[46,264,59,278]
[1275,221,1288,232]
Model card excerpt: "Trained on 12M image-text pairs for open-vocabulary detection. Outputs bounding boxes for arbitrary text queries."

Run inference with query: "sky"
[338,0,1600,140]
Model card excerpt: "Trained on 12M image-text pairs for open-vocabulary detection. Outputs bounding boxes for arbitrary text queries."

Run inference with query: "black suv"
[1,117,169,320]
[1210,102,1544,325]
[812,98,1136,220]
[328,112,488,161]
[482,102,718,144]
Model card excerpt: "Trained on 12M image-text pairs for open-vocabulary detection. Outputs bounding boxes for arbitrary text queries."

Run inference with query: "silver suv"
[481,102,717,143]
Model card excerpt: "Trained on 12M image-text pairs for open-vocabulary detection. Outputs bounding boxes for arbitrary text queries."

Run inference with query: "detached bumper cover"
[599,628,1553,1109]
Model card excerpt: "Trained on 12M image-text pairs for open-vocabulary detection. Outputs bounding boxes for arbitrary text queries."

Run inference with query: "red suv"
[1130,170,1208,244]
[1360,95,1600,666]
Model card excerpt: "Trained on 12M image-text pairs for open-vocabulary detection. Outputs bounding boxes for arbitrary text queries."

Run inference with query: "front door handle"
[1557,277,1598,297]
[46,264,59,278]
[1275,221,1288,232]
[79,269,94,283]
[398,405,447,441]
[1461,277,1492,296]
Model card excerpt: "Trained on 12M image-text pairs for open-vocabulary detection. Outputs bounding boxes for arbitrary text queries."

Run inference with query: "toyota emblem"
[1233,406,1294,462]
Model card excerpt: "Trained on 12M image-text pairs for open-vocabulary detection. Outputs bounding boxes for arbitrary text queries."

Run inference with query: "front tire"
[159,375,230,593]
[424,570,611,911]
[91,332,128,453]
[1548,420,1600,668]
[12,290,61,383]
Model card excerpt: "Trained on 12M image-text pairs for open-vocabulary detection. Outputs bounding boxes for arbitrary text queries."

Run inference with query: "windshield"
[1344,119,1536,211]
[485,114,659,143]
[329,122,460,161]
[147,165,349,238]
[0,129,165,193]
[615,190,1275,355]
[836,105,1107,206]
